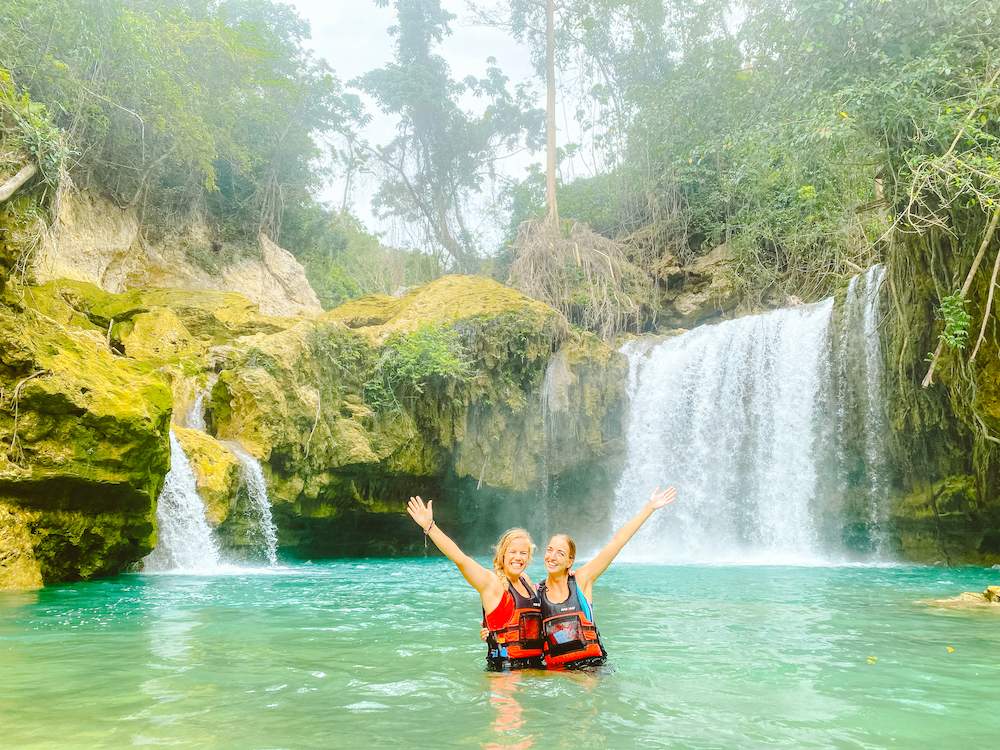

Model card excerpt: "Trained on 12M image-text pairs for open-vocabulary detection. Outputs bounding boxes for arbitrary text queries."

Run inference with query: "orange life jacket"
[484,576,543,664]
[538,573,606,667]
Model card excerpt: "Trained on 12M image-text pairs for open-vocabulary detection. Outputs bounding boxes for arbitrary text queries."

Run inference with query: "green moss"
[0,304,172,585]
[325,294,407,328]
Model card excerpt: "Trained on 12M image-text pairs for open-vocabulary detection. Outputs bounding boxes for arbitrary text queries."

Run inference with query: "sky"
[286,0,542,246]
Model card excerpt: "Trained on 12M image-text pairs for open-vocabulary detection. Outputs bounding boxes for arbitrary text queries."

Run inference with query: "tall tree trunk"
[545,0,558,226]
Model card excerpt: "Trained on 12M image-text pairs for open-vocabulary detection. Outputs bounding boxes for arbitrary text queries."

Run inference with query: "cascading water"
[537,351,573,526]
[143,430,222,572]
[613,299,836,564]
[837,265,892,551]
[185,391,208,432]
[227,443,280,565]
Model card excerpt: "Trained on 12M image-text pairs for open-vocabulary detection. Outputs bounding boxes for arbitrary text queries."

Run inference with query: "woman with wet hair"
[407,496,544,670]
[538,486,677,668]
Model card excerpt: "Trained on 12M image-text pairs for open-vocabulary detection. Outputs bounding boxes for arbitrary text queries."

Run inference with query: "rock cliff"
[2,266,627,587]
[34,188,322,317]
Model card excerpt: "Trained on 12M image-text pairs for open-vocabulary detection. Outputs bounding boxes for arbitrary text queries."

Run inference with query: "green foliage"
[0,0,361,245]
[364,323,471,411]
[306,323,372,386]
[0,73,63,284]
[357,0,543,272]
[0,71,68,185]
[294,211,440,308]
[239,346,283,379]
[937,292,973,351]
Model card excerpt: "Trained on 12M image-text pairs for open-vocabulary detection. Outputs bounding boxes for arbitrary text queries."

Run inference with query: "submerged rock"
[926,585,1000,607]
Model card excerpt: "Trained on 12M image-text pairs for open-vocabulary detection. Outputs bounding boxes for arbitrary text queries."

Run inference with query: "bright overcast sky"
[287,0,542,243]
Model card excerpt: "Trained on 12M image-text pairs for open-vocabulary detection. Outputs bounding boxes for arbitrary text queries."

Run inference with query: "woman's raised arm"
[575,487,676,597]
[407,496,504,609]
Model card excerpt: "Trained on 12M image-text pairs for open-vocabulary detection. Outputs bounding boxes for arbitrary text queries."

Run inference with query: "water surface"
[2,561,998,749]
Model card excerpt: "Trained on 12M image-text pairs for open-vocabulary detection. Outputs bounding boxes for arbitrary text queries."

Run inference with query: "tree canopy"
[356,0,543,271]
[2,0,998,319]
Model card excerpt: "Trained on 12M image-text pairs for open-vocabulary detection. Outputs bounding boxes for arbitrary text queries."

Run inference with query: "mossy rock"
[207,275,625,502]
[327,275,567,345]
[172,427,240,527]
[117,308,202,365]
[0,306,172,586]
[140,288,293,342]
[891,476,978,520]
[0,501,43,590]
[26,280,293,349]
[28,279,150,328]
[890,475,1000,565]
[325,294,407,328]
[19,282,104,332]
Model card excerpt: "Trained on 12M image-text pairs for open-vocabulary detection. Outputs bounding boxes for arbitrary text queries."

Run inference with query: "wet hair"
[492,528,536,579]
[548,534,576,563]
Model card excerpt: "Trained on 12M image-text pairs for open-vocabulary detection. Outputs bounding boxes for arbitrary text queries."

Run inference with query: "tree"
[469,0,563,225]
[0,0,361,245]
[357,0,542,271]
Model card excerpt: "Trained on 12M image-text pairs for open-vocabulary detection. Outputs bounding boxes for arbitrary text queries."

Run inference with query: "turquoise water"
[2,561,999,749]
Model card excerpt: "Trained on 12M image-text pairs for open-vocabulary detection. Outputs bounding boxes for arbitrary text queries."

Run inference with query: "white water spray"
[613,300,835,563]
[185,391,208,432]
[839,265,891,546]
[227,443,279,566]
[143,431,222,572]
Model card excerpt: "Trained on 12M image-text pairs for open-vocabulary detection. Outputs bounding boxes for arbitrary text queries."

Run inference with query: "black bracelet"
[424,520,436,535]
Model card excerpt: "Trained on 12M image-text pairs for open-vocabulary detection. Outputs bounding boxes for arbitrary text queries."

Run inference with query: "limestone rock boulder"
[207,275,626,526]
[927,586,1000,607]
[34,188,322,318]
[661,245,741,328]
[0,305,173,589]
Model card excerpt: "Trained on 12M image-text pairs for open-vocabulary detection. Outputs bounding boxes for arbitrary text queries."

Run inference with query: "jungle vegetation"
[1,0,998,316]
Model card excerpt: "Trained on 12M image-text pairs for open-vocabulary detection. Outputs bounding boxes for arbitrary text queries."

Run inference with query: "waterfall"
[185,391,208,432]
[227,443,280,566]
[613,300,835,564]
[537,352,571,523]
[838,265,891,550]
[143,430,222,572]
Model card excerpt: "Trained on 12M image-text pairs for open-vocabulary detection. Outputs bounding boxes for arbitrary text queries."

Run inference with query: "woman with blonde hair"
[407,496,544,670]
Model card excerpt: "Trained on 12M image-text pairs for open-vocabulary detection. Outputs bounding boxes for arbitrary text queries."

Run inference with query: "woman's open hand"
[407,495,434,532]
[648,486,677,509]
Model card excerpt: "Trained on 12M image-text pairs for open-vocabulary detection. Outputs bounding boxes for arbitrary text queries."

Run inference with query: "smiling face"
[544,535,575,576]
[492,528,535,581]
[502,537,532,578]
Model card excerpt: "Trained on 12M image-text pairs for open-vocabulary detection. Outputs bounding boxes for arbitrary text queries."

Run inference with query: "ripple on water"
[2,561,999,750]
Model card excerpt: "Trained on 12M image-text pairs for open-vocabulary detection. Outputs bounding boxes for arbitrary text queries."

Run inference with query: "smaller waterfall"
[227,443,280,566]
[143,431,222,572]
[185,391,208,432]
[838,265,891,550]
